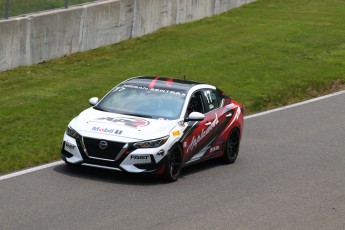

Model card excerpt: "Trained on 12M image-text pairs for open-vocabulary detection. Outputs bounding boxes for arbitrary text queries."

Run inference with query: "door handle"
[205,122,212,126]
[226,112,233,118]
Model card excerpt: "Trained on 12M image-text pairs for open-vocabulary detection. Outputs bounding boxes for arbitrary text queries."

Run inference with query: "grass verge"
[0,0,345,174]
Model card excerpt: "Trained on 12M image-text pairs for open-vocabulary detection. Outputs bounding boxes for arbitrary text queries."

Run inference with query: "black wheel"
[163,144,183,182]
[221,128,240,164]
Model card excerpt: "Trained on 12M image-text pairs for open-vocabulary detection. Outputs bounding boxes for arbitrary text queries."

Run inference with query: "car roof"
[123,76,204,93]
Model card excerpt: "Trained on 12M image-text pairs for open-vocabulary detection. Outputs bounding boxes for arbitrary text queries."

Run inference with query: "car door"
[199,88,231,158]
[182,89,226,163]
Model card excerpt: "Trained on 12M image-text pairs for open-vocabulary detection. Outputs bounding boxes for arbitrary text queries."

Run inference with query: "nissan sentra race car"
[61,76,244,182]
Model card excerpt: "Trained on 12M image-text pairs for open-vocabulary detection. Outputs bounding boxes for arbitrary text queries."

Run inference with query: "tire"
[221,128,240,164]
[163,144,183,182]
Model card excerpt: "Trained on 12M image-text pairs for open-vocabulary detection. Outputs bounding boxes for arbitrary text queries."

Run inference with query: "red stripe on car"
[166,77,174,86]
[149,77,159,89]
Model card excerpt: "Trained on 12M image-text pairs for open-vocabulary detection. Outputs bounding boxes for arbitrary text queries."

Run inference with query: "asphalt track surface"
[1,91,345,230]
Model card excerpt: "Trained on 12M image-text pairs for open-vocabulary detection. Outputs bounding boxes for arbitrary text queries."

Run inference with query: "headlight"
[133,136,169,149]
[66,126,81,139]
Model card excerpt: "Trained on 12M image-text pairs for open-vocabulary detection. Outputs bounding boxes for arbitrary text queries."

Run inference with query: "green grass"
[0,0,96,18]
[1,0,345,174]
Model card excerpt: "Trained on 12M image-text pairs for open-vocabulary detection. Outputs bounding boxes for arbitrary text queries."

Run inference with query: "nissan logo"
[99,140,108,150]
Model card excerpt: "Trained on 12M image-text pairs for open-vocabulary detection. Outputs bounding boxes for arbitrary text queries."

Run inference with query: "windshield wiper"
[93,106,108,112]
[93,108,152,118]
[122,113,152,118]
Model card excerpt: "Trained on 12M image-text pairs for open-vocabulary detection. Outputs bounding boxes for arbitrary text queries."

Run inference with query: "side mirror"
[89,97,99,106]
[185,112,205,122]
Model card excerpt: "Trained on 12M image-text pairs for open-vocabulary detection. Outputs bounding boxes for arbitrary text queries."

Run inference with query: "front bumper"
[61,133,167,174]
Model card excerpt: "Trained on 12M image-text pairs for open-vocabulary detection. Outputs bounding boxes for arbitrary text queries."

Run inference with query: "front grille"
[83,137,125,161]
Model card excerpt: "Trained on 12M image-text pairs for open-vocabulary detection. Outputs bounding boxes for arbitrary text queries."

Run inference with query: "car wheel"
[221,128,240,164]
[163,144,183,182]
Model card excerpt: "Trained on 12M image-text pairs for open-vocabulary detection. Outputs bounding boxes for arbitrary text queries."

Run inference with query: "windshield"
[94,84,187,120]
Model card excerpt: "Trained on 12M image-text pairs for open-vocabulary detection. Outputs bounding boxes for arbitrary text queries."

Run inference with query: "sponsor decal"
[122,84,186,96]
[172,130,181,137]
[92,127,123,135]
[210,146,220,153]
[186,114,219,153]
[150,88,186,96]
[95,117,149,128]
[130,155,150,160]
[65,142,76,150]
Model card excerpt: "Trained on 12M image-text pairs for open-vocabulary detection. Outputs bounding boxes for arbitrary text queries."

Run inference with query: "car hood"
[70,108,179,142]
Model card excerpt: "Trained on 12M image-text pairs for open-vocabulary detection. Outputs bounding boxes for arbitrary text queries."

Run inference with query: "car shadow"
[53,158,227,185]
[53,164,164,186]
[180,158,226,177]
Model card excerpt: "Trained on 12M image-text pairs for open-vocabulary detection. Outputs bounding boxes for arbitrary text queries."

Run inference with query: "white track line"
[245,90,345,120]
[0,161,64,181]
[1,89,345,181]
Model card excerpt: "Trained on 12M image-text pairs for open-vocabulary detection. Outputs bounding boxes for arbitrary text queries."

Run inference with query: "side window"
[186,91,204,116]
[202,89,221,112]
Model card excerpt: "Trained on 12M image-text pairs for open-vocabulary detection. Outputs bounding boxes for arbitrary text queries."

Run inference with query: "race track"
[1,91,345,230]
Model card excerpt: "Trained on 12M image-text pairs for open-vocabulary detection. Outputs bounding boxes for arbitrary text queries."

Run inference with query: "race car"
[61,76,244,182]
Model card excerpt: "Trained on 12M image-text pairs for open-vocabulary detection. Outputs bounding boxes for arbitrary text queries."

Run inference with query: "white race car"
[61,76,244,182]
